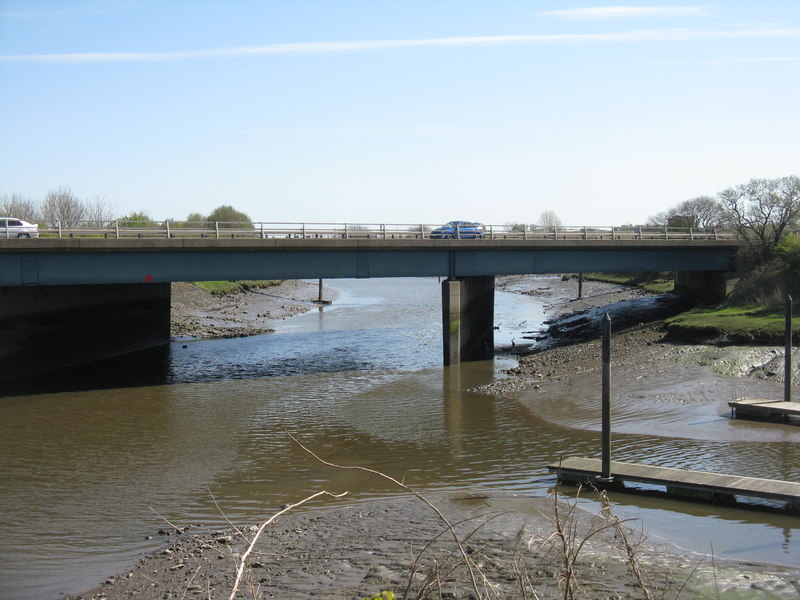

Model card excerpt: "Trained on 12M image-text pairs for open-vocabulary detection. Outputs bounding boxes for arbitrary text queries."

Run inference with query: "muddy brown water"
[1,277,798,599]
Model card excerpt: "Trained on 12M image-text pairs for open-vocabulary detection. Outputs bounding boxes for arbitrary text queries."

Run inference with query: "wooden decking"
[548,457,800,509]
[729,398,800,420]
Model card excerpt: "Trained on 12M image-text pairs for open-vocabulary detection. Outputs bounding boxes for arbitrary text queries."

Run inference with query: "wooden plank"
[548,457,800,505]
[729,399,800,417]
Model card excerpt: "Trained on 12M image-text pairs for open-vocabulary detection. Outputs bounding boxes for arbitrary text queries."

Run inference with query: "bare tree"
[539,210,562,229]
[41,187,86,227]
[647,196,724,228]
[0,193,39,222]
[84,196,116,227]
[719,175,800,260]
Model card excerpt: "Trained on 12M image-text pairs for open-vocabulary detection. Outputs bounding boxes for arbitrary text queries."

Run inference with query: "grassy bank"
[193,280,281,295]
[665,303,799,343]
[582,272,798,344]
[582,272,675,294]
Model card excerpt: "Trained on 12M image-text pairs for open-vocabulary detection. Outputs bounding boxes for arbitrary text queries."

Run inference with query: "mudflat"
[170,280,337,339]
[66,491,799,600]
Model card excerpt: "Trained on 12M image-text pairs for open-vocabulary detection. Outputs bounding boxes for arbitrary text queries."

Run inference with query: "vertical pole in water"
[601,313,612,480]
[578,273,583,299]
[786,294,793,403]
[318,279,324,303]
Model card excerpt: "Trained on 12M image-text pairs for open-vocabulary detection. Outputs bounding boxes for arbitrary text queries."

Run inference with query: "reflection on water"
[0,278,798,599]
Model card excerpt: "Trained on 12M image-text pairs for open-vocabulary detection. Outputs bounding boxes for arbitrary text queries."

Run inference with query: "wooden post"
[786,295,793,403]
[600,313,612,481]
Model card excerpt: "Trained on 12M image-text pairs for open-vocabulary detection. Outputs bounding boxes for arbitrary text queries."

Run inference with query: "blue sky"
[1,1,798,226]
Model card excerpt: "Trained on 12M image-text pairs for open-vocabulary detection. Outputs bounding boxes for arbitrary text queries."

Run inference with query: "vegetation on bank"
[582,272,675,294]
[192,280,281,295]
[664,304,799,342]
[664,236,800,342]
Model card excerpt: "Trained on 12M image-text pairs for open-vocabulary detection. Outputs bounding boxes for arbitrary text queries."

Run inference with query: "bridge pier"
[674,270,738,303]
[0,283,171,383]
[442,275,495,365]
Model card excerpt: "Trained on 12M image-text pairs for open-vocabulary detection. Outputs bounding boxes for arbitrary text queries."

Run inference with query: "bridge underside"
[0,240,738,381]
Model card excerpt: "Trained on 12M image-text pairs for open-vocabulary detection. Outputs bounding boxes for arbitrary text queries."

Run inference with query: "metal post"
[786,295,793,402]
[578,273,583,299]
[318,278,324,303]
[600,313,612,481]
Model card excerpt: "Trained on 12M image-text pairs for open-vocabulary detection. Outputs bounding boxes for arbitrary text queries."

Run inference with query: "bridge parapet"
[20,220,739,242]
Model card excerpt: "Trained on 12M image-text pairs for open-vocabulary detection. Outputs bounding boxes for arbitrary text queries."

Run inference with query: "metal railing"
[31,221,739,241]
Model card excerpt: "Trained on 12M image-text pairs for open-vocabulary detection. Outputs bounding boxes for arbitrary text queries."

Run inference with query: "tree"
[118,211,155,227]
[719,175,800,261]
[84,196,116,227]
[205,205,253,229]
[0,193,39,222]
[41,187,86,227]
[505,222,527,232]
[647,196,725,228]
[539,210,562,229]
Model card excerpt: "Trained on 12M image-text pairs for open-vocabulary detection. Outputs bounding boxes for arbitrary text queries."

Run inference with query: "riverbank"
[170,280,337,338]
[66,491,799,600]
[486,275,798,397]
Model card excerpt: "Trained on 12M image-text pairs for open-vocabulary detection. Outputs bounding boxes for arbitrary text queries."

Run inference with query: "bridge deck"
[548,457,800,507]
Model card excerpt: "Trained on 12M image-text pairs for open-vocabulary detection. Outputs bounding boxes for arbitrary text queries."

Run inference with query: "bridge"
[0,223,739,382]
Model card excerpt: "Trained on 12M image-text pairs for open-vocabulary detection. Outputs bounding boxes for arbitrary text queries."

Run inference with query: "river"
[0,277,798,599]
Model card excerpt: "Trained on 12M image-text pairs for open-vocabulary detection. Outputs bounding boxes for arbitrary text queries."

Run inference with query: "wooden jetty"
[552,307,800,513]
[728,398,800,421]
[548,457,800,510]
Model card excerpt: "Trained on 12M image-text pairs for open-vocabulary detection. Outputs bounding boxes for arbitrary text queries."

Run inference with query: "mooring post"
[786,294,793,403]
[318,278,324,303]
[578,273,583,299]
[600,313,612,481]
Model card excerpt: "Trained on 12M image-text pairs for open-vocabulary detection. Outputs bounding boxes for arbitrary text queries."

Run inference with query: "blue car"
[430,220,485,239]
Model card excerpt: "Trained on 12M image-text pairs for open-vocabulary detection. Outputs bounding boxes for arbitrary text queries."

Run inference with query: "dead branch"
[228,489,348,600]
[288,432,485,600]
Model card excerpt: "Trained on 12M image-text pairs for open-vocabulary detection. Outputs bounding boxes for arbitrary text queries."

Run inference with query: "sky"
[1,1,798,227]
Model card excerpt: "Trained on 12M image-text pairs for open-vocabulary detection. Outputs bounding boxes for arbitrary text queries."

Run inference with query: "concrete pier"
[442,275,495,365]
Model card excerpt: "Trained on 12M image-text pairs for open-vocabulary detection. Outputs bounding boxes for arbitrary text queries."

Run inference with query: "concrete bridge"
[0,236,739,382]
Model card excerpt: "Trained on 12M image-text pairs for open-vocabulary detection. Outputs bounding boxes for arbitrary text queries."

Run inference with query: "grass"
[665,303,799,340]
[582,272,675,294]
[193,280,281,295]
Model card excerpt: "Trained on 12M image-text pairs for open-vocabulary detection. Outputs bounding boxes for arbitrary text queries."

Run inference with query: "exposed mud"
[66,493,800,600]
[170,280,337,339]
[485,275,799,398]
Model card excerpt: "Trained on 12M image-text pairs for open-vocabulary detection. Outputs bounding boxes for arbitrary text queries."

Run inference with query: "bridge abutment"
[674,271,738,303]
[0,283,171,382]
[442,276,495,365]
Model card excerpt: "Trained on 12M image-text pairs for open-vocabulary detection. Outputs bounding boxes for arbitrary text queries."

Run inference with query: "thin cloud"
[2,27,799,64]
[542,6,712,19]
